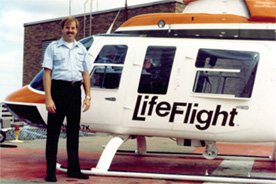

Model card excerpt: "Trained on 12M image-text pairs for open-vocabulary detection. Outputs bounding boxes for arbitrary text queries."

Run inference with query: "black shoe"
[45,174,57,182]
[67,172,89,179]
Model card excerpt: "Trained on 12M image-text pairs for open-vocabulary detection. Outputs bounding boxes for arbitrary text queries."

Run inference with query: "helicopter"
[4,0,276,183]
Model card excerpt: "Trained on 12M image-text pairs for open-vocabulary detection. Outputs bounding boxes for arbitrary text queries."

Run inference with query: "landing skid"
[117,150,272,161]
[56,135,276,183]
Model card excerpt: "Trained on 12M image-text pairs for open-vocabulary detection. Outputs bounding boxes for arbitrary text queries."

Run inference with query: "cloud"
[0,50,23,101]
[0,1,70,63]
[0,53,22,89]
[0,0,93,102]
[0,10,28,52]
[0,50,23,82]
[0,50,23,64]
[0,0,99,53]
[1,0,68,15]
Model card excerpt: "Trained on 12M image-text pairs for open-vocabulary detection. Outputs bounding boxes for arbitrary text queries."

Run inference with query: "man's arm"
[43,68,56,113]
[82,71,91,112]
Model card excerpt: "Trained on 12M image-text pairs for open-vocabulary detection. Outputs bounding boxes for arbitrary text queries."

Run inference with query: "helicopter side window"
[94,45,127,64]
[138,46,176,94]
[90,66,123,89]
[193,49,259,98]
[90,45,128,89]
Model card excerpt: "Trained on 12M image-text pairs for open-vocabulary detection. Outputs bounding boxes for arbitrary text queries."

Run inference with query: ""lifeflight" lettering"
[132,95,238,131]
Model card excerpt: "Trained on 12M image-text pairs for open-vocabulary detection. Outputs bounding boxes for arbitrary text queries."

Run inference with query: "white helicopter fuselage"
[4,0,276,147]
[85,36,276,143]
[26,35,275,143]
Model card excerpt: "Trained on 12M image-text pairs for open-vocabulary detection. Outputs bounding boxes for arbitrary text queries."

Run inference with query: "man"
[43,16,91,182]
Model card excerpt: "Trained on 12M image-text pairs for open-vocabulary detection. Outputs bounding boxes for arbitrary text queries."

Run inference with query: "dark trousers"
[46,80,82,175]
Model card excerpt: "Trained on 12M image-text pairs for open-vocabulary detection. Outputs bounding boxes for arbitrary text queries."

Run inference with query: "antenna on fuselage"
[106,10,121,34]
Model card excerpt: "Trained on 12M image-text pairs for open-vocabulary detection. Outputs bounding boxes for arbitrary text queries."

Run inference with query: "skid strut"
[93,135,129,172]
[56,135,276,183]
[272,142,276,161]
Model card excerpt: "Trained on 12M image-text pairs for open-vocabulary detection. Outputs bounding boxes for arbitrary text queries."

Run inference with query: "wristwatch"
[85,96,91,100]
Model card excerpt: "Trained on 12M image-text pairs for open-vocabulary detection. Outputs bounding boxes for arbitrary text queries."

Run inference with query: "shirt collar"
[57,37,80,48]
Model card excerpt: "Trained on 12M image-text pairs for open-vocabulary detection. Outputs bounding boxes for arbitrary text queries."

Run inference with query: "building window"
[138,46,176,94]
[90,45,128,89]
[42,40,55,57]
[193,49,259,98]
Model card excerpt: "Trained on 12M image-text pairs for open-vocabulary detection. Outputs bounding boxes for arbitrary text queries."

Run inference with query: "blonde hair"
[60,16,79,30]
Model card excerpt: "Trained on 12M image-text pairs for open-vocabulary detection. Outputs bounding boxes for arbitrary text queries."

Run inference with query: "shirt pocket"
[75,52,84,71]
[53,53,66,68]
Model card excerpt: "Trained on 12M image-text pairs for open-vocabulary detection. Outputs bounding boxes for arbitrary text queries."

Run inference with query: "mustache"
[66,32,74,35]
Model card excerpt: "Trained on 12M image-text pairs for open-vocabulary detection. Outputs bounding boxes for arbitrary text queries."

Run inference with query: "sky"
[0,0,164,102]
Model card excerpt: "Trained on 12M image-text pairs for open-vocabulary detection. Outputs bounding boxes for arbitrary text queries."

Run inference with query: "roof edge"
[24,0,183,27]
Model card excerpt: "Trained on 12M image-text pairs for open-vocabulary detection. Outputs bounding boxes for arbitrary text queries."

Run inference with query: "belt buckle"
[71,81,75,86]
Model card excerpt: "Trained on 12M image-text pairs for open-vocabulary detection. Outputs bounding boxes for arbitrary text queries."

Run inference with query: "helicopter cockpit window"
[94,45,127,64]
[193,49,259,98]
[30,69,44,91]
[79,36,94,51]
[138,46,176,94]
[90,45,128,89]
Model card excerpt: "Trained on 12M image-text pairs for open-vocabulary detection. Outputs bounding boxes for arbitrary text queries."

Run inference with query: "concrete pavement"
[1,135,275,184]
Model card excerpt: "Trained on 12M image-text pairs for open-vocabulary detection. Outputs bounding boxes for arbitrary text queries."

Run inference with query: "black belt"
[52,80,82,87]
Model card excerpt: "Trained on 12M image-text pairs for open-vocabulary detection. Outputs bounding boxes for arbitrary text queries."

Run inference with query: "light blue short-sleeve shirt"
[42,38,89,82]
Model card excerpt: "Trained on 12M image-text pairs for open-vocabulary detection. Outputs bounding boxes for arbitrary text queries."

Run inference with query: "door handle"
[105,97,116,101]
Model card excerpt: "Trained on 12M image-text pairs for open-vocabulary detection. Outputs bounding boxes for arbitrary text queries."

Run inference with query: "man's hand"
[46,98,56,113]
[44,68,56,113]
[82,98,91,112]
[82,71,91,113]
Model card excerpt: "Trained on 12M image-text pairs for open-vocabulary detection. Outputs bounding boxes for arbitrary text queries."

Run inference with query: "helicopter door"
[81,44,128,128]
[123,45,177,130]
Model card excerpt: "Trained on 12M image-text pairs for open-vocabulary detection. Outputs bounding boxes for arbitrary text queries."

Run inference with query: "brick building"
[23,0,186,85]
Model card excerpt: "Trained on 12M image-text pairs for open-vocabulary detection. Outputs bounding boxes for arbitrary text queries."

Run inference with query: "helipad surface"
[0,136,275,183]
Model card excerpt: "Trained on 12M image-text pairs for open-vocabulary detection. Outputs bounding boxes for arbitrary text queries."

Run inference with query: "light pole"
[69,0,71,16]
[125,0,128,21]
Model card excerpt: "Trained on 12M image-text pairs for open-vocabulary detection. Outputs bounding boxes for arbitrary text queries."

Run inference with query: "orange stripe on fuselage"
[5,86,45,104]
[245,0,276,22]
[182,0,199,4]
[120,13,250,28]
